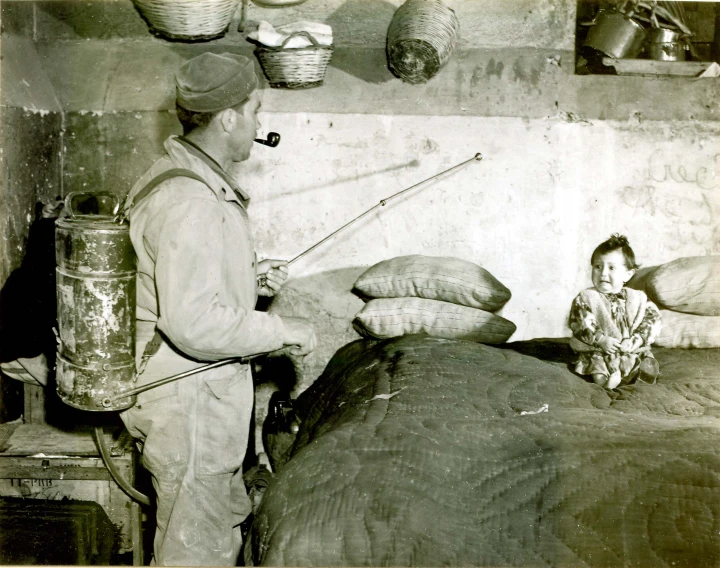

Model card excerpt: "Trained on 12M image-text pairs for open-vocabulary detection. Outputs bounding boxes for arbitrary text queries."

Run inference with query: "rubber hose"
[93,426,151,506]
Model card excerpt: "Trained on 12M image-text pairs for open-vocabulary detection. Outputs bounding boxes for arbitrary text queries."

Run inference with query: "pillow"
[654,309,720,349]
[645,256,720,316]
[353,297,516,344]
[625,265,657,293]
[353,255,511,311]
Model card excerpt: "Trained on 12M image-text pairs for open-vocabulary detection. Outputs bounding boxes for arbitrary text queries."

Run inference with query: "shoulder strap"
[124,168,209,215]
[128,168,209,365]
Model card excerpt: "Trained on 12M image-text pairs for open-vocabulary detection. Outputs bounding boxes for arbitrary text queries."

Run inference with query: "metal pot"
[584,9,647,59]
[646,28,686,61]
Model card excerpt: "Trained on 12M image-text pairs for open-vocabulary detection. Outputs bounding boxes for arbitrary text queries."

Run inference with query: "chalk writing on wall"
[619,149,719,253]
[648,149,719,191]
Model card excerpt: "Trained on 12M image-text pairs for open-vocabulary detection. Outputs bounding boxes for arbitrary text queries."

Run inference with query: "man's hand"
[257,259,288,297]
[597,335,620,354]
[281,317,317,359]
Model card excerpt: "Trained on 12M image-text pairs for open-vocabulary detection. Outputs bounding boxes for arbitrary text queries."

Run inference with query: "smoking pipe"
[254,132,281,147]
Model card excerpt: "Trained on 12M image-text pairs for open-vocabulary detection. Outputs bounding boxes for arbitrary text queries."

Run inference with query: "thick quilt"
[246,336,720,567]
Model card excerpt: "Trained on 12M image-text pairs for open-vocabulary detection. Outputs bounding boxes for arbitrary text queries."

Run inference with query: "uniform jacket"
[123,135,288,364]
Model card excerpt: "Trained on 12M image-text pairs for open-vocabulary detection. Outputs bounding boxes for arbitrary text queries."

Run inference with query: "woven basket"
[254,31,334,89]
[134,0,240,41]
[387,0,460,84]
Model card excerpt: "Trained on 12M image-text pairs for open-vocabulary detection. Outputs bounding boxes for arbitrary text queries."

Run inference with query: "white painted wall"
[238,113,720,340]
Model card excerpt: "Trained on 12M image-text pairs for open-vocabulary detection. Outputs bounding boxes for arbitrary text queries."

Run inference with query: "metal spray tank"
[55,192,137,411]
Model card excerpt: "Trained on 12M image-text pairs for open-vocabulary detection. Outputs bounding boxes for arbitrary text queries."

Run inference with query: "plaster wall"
[243,113,720,340]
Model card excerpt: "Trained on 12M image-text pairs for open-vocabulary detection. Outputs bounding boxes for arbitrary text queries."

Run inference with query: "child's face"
[591,249,635,294]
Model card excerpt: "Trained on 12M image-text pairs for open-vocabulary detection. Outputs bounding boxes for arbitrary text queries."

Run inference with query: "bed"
[246,334,720,567]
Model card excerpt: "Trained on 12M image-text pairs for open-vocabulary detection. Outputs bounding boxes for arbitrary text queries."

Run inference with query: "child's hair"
[590,233,639,269]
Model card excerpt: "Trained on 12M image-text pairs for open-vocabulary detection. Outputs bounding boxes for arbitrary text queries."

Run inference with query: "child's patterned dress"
[568,287,661,385]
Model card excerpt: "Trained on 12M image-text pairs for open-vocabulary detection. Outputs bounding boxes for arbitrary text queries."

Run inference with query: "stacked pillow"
[352,255,516,344]
[631,256,720,348]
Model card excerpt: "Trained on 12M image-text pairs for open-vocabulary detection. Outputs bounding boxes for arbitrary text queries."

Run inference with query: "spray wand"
[259,151,483,286]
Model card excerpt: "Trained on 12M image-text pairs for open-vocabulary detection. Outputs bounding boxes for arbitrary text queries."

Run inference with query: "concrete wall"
[2,0,719,342]
[27,0,576,49]
[0,3,64,419]
[0,8,63,286]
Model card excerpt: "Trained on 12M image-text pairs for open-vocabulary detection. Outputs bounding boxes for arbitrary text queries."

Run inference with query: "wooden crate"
[0,497,117,564]
[0,424,144,564]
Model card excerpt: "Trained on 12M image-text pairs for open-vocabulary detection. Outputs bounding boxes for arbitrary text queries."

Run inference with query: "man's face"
[230,91,262,162]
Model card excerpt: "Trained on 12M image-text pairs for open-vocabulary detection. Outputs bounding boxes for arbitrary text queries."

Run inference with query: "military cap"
[175,52,259,113]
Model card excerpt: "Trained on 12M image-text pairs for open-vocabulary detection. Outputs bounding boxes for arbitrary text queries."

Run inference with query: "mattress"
[247,336,720,567]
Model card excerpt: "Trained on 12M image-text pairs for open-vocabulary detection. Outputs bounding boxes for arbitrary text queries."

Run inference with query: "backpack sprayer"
[54,134,482,415]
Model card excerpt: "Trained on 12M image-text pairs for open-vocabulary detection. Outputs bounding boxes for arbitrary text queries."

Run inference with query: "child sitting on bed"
[568,234,662,390]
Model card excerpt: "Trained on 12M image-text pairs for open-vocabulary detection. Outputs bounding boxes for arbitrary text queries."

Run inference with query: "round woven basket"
[387,0,460,84]
[254,31,334,89]
[134,0,241,41]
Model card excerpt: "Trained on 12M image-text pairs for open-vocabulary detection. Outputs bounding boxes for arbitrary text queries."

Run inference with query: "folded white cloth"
[248,21,333,48]
[699,62,720,78]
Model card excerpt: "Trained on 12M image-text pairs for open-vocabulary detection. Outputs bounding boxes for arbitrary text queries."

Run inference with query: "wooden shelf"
[602,57,717,77]
[0,423,130,456]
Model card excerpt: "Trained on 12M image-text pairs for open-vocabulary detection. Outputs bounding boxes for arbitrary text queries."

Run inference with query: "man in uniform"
[121,52,316,566]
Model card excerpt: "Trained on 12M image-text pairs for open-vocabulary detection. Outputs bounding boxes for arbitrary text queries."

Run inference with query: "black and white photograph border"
[0,0,720,566]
